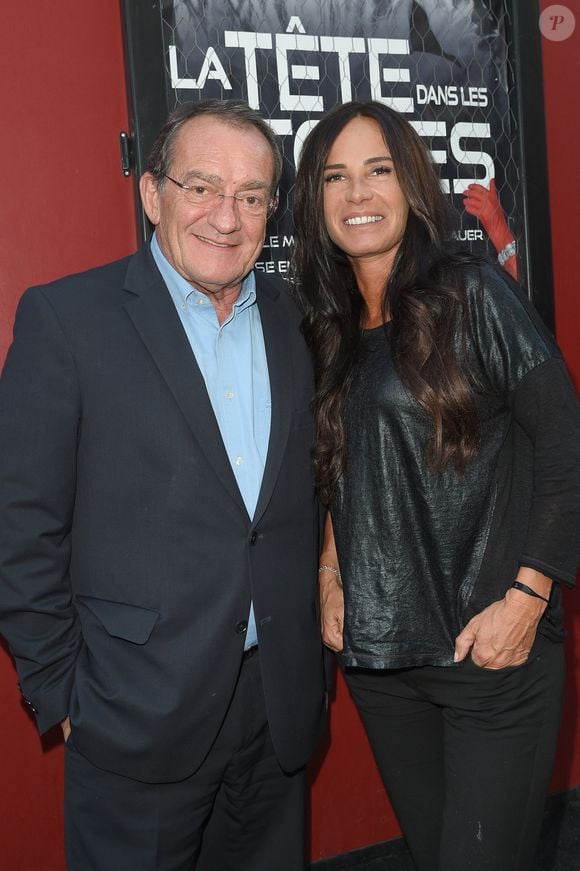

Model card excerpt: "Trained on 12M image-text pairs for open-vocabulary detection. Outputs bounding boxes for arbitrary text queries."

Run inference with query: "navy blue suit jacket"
[0,245,326,782]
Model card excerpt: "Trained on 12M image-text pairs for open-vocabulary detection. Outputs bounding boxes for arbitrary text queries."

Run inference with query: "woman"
[293,101,580,871]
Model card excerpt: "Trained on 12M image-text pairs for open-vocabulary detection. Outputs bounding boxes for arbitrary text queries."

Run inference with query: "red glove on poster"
[463,178,517,279]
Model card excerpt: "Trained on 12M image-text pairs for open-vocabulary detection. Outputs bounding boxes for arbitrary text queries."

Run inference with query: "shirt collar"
[150,232,256,315]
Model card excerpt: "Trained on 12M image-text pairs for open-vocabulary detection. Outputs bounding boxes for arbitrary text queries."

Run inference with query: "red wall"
[0,4,136,869]
[538,0,580,807]
[0,2,578,867]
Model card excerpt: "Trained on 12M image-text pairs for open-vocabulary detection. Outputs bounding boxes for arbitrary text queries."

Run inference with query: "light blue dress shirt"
[151,234,271,648]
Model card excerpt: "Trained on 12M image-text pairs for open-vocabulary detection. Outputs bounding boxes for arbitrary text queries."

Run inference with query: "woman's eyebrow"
[324,155,393,170]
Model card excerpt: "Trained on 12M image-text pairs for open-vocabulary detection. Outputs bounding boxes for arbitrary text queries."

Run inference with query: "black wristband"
[511,580,550,604]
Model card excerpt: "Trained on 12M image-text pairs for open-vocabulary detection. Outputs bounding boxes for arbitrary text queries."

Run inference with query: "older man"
[0,100,326,870]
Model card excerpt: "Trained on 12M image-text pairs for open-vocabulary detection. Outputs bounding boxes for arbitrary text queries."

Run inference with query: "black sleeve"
[509,358,580,587]
[0,287,83,732]
[465,264,580,587]
[465,263,558,393]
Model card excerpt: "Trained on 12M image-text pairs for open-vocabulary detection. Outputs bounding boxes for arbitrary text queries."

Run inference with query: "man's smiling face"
[140,115,274,302]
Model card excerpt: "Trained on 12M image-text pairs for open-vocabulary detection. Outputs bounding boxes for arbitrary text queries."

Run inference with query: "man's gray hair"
[145,100,283,195]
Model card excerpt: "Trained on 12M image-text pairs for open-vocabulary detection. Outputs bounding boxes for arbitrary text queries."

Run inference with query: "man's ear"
[139,173,161,226]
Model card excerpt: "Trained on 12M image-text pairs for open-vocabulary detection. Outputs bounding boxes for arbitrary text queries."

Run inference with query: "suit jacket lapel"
[121,246,248,519]
[253,276,293,527]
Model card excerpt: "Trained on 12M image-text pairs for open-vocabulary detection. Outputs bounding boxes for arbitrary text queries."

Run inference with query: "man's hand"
[61,715,71,743]
[319,570,344,653]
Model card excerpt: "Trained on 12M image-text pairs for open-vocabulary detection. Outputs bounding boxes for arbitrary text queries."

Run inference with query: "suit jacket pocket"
[76,595,160,645]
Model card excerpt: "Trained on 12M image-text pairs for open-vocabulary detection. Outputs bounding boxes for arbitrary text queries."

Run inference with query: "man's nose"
[207,194,242,233]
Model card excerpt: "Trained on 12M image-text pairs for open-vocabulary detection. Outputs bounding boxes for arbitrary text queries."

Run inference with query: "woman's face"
[322,116,409,269]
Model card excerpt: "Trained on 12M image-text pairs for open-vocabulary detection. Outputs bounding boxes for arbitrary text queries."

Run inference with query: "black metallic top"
[332,264,580,669]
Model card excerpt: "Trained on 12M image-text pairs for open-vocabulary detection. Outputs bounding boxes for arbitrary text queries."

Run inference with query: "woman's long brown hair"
[292,101,482,505]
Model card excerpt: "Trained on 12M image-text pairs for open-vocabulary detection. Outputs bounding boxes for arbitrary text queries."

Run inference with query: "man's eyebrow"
[181,170,222,185]
[236,180,271,191]
[324,155,394,170]
[181,170,270,190]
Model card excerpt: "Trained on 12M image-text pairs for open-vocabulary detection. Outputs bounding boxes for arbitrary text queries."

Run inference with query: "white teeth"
[344,215,384,225]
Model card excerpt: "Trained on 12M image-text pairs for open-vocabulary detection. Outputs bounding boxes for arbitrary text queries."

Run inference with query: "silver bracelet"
[319,564,341,578]
[498,240,517,266]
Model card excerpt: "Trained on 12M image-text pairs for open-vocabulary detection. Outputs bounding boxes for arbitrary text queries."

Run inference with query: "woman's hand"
[320,569,344,652]
[454,569,552,668]
[319,512,344,652]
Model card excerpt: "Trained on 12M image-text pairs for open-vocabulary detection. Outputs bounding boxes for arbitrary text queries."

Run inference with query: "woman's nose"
[345,177,373,203]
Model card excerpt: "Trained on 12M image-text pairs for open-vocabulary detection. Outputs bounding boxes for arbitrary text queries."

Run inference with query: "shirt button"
[234,456,244,466]
[225,390,234,400]
[249,531,258,545]
[235,620,248,634]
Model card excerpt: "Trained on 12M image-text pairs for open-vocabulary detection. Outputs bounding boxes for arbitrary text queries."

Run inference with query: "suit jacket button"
[249,531,258,545]
[235,620,248,634]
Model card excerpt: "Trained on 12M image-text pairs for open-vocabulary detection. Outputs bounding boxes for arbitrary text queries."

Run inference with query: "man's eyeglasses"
[163,174,277,218]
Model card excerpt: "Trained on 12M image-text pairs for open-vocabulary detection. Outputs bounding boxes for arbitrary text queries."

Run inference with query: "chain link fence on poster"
[163,0,520,277]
